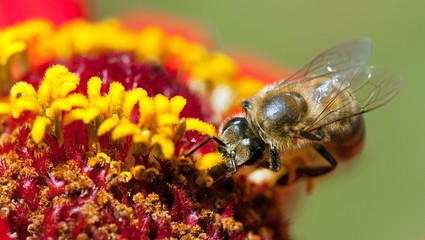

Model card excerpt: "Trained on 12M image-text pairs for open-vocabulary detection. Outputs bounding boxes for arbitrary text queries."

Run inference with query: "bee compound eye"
[222,117,249,133]
[220,117,265,167]
[241,137,265,166]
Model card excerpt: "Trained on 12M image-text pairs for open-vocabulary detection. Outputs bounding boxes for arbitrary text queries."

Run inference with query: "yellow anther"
[37,142,49,150]
[110,161,121,172]
[132,165,146,180]
[119,171,133,183]
[88,157,101,167]
[204,176,214,187]
[96,152,111,163]
[146,167,160,176]
[195,175,215,188]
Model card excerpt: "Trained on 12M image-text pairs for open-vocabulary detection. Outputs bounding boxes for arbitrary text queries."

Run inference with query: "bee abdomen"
[325,116,365,161]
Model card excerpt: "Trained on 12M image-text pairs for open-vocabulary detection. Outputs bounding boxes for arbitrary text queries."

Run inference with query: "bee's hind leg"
[315,145,337,167]
[294,145,337,179]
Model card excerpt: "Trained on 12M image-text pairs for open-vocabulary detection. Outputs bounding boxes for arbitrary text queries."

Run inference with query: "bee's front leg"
[269,145,281,171]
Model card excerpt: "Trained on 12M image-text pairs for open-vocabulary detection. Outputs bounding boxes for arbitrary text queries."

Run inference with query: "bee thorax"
[255,92,308,136]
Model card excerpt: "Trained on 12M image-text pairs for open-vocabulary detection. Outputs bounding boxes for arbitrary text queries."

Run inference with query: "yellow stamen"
[132,165,146,180]
[153,94,169,114]
[87,76,102,100]
[10,81,37,100]
[97,114,119,136]
[110,160,121,172]
[119,171,133,183]
[111,120,141,140]
[132,129,151,144]
[151,134,174,159]
[39,65,79,105]
[65,93,89,108]
[185,118,217,137]
[169,95,186,115]
[31,116,51,143]
[108,82,125,114]
[122,88,147,118]
[195,152,225,170]
[96,152,111,163]
[63,108,100,125]
[146,167,160,176]
[138,95,155,126]
[12,97,41,118]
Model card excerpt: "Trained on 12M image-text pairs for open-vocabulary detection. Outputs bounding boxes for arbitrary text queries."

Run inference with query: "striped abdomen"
[325,116,366,161]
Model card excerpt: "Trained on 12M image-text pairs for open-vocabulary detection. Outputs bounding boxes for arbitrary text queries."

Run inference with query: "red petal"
[0,0,89,27]
[0,218,11,240]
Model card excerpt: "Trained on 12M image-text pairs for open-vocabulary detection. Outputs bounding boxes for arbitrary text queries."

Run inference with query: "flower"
[0,18,294,239]
[0,0,88,28]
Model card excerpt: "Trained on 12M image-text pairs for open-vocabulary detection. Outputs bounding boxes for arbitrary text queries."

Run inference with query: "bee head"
[219,117,265,168]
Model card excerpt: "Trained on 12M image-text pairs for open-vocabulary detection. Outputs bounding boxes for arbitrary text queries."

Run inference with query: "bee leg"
[299,130,323,141]
[296,146,337,179]
[269,145,281,171]
[225,151,238,178]
[315,145,337,168]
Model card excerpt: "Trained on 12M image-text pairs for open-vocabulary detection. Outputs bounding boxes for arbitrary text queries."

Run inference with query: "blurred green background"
[93,1,423,239]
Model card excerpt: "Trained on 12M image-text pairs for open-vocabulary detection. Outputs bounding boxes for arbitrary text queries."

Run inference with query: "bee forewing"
[276,38,373,87]
[305,65,403,131]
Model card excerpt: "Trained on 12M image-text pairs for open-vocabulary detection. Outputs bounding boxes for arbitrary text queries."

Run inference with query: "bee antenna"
[184,136,226,158]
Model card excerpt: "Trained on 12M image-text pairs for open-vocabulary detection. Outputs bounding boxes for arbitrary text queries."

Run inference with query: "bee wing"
[303,65,403,131]
[270,38,401,131]
[276,38,373,87]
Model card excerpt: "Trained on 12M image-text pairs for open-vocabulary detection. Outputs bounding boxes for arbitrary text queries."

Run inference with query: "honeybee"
[189,39,402,182]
